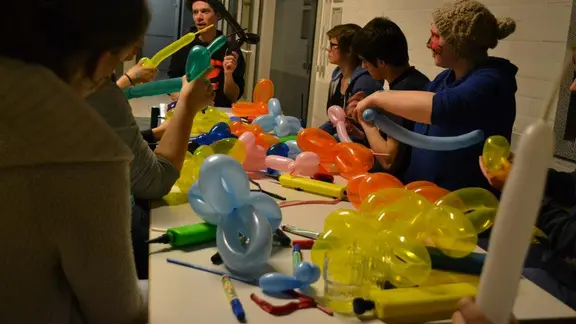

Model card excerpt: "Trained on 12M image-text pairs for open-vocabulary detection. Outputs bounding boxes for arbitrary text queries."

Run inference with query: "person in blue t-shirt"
[353,0,517,192]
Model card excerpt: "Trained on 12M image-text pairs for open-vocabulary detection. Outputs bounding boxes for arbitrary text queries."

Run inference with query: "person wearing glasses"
[318,24,383,141]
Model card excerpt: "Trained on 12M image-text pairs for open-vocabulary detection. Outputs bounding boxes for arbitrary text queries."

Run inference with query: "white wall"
[308,0,574,138]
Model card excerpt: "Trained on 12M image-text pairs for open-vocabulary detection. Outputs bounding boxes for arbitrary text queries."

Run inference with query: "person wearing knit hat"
[353,0,518,194]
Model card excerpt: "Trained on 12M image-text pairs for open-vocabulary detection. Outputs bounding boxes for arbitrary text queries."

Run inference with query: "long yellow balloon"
[140,24,215,68]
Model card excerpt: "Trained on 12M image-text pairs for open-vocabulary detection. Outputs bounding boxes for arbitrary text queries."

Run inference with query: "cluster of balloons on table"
[252,98,302,137]
[259,261,321,294]
[164,107,230,136]
[310,186,499,288]
[188,154,282,276]
[232,79,274,117]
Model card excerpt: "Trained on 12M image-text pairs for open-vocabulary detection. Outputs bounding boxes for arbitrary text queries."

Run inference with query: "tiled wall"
[309,0,574,140]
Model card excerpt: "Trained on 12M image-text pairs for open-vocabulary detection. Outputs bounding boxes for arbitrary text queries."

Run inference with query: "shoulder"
[87,80,135,128]
[0,58,131,168]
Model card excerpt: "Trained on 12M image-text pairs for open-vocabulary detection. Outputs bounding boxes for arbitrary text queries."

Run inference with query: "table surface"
[147,108,576,324]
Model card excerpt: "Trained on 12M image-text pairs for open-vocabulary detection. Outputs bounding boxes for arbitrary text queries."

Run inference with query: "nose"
[426,37,432,49]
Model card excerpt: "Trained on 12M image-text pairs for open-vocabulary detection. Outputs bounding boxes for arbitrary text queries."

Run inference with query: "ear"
[92,51,120,83]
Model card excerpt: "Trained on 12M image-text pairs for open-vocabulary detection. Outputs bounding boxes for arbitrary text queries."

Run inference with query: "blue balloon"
[252,114,276,133]
[275,116,302,137]
[268,98,282,116]
[251,98,302,136]
[266,143,289,157]
[285,140,301,160]
[258,261,321,294]
[363,109,485,151]
[188,155,282,276]
[194,122,232,146]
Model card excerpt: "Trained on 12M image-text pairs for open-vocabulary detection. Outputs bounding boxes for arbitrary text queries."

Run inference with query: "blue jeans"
[523,268,576,310]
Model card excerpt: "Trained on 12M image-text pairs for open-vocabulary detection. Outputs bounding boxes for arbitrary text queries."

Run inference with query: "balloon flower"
[193,122,234,146]
[311,187,498,287]
[139,24,215,68]
[232,79,274,117]
[362,109,485,151]
[124,35,228,100]
[230,121,279,150]
[253,98,302,137]
[259,262,321,294]
[188,155,282,275]
[296,128,374,178]
[176,138,246,193]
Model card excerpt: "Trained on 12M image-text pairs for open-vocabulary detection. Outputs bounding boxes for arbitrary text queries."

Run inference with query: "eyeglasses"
[325,43,339,51]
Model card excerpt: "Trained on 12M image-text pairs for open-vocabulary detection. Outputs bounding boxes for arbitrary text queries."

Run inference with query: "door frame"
[255,0,322,124]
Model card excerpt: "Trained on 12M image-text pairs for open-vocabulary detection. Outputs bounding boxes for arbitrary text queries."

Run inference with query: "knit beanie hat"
[432,0,516,59]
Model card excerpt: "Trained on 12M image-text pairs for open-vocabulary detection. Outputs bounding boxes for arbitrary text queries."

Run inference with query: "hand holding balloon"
[188,155,282,275]
[362,109,485,151]
[259,262,321,294]
[327,105,352,142]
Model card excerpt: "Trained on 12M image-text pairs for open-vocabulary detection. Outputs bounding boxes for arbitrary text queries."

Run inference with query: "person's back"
[0,58,146,324]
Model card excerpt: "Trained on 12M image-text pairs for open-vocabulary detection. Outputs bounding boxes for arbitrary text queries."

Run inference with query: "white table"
[148,177,576,324]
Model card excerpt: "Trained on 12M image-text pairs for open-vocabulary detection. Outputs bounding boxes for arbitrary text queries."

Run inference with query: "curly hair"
[433,0,516,60]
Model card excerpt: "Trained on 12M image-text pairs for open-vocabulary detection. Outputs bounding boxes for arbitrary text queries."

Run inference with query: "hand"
[452,298,517,324]
[127,61,158,84]
[352,93,375,123]
[345,91,366,117]
[223,51,239,74]
[479,156,511,192]
[346,120,366,140]
[178,69,216,113]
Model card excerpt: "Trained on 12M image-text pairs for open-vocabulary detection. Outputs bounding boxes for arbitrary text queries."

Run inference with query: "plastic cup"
[323,249,367,315]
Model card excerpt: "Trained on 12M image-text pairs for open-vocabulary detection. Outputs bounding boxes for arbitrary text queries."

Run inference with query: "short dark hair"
[186,0,217,12]
[0,0,150,82]
[351,17,409,67]
[327,24,362,67]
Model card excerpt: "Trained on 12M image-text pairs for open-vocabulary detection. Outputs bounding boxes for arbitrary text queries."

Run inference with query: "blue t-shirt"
[403,57,518,192]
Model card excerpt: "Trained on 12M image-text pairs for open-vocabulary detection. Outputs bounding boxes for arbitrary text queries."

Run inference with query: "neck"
[384,64,412,84]
[199,29,218,43]
[339,63,355,79]
[452,56,487,80]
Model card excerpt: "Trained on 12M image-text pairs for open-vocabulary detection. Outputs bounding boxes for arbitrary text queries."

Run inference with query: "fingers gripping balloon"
[253,99,302,137]
[327,105,352,143]
[259,262,321,294]
[188,155,282,275]
[140,24,215,68]
[362,109,485,151]
[124,35,228,100]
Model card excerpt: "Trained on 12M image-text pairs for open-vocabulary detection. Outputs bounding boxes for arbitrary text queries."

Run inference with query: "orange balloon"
[231,102,268,117]
[253,79,274,103]
[404,181,437,191]
[346,173,369,209]
[246,123,264,134]
[334,142,374,179]
[413,186,450,203]
[359,173,404,202]
[230,121,246,137]
[297,128,337,164]
[256,132,280,150]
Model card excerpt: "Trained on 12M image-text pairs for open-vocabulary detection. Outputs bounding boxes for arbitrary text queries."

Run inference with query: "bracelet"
[124,73,135,86]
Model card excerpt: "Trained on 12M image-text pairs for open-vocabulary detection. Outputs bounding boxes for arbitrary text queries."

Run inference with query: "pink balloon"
[239,132,267,171]
[327,105,351,143]
[293,152,320,176]
[265,155,295,173]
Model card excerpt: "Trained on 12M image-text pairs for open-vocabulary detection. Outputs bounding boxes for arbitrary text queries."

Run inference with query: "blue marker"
[222,275,246,322]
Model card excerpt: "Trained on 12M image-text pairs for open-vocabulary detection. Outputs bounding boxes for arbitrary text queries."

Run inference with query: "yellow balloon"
[191,107,231,136]
[359,188,432,231]
[425,205,478,258]
[434,188,499,234]
[176,153,203,193]
[482,135,510,173]
[310,230,349,272]
[194,145,214,158]
[165,109,174,120]
[210,138,246,163]
[368,230,432,288]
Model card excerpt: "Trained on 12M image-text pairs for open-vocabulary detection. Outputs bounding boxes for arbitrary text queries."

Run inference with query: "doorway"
[267,0,319,121]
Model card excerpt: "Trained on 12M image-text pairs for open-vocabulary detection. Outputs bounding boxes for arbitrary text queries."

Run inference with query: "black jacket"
[167,27,245,107]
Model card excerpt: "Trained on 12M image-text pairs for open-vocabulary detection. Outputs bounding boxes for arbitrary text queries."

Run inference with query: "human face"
[326,37,341,65]
[427,23,457,68]
[192,1,218,30]
[123,39,144,62]
[360,57,385,81]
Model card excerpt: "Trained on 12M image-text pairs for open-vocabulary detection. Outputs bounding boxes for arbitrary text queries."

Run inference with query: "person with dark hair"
[0,0,212,322]
[318,24,383,151]
[354,0,518,192]
[348,17,430,176]
[168,0,245,107]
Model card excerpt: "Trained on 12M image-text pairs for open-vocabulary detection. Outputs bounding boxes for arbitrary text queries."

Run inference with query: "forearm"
[116,74,134,90]
[362,126,398,169]
[154,101,196,170]
[365,90,435,124]
[223,72,240,103]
